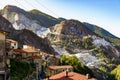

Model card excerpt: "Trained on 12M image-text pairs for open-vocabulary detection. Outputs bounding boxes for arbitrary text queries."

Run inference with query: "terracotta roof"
[13,48,38,53]
[48,65,73,70]
[23,48,38,53]
[28,55,41,59]
[44,71,95,80]
[13,49,27,53]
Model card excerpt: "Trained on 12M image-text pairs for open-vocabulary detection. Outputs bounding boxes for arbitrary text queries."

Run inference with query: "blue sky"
[0,0,120,37]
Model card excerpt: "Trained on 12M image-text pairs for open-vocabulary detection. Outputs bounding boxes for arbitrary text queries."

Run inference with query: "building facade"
[0,30,9,80]
[6,39,18,49]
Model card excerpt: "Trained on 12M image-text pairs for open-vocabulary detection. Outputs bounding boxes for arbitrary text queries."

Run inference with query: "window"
[14,43,16,46]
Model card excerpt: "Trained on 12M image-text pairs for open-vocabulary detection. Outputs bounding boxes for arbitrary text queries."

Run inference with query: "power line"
[35,0,59,17]
[14,0,27,10]
[24,0,38,9]
[14,0,59,18]
[15,0,59,18]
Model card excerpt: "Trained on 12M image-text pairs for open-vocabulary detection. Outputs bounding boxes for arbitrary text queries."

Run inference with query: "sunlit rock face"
[92,35,120,57]
[2,5,51,38]
[92,35,110,48]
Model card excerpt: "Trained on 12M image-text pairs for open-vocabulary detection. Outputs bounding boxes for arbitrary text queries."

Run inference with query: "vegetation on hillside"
[48,33,96,54]
[48,32,120,79]
[61,55,94,77]
[109,65,120,80]
[94,27,120,47]
[29,9,61,27]
[84,23,120,47]
[82,36,95,49]
[2,5,61,28]
[10,59,36,80]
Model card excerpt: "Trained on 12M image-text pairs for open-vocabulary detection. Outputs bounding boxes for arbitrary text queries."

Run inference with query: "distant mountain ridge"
[1,5,120,43]
[2,5,61,27]
[1,5,62,38]
[1,5,120,48]
[50,20,97,38]
[29,9,61,27]
[1,5,120,79]
[48,20,120,60]
[84,22,119,39]
[84,22,120,47]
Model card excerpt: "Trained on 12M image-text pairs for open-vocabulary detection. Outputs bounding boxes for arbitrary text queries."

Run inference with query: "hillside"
[2,5,61,27]
[84,22,120,47]
[50,20,96,37]
[48,20,120,79]
[0,15,57,54]
[29,9,61,27]
[1,5,61,38]
[1,5,120,80]
[48,20,120,57]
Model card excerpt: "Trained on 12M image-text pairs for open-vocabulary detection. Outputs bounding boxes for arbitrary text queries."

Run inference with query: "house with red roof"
[47,65,73,77]
[44,71,96,80]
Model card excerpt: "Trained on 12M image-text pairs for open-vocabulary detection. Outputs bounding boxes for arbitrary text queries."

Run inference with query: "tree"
[61,55,94,76]
[110,65,120,80]
[10,59,35,80]
[82,36,94,49]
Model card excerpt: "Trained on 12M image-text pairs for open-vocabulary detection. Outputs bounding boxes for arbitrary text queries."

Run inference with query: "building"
[6,39,18,49]
[12,48,40,59]
[44,71,96,80]
[28,55,42,75]
[0,30,9,80]
[46,65,73,76]
[40,52,60,66]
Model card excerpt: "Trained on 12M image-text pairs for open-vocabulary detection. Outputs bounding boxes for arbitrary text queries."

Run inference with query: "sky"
[0,0,120,38]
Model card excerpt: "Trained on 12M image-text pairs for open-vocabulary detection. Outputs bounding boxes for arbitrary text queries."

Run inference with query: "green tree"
[82,36,94,49]
[110,65,120,80]
[10,59,35,80]
[61,55,94,76]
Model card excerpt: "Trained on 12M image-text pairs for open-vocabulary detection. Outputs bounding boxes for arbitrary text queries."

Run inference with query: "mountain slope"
[1,5,61,38]
[50,20,96,38]
[1,4,120,79]
[49,20,120,57]
[29,9,61,27]
[48,20,120,79]
[84,22,120,47]
[2,5,61,27]
[0,15,14,31]
[84,22,118,38]
[0,15,57,54]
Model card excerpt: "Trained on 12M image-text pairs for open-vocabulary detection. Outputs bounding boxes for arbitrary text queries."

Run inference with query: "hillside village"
[0,29,96,80]
[0,5,120,80]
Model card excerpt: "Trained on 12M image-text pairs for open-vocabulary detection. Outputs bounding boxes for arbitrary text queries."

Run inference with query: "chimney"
[86,74,91,80]
[47,76,49,80]
[66,68,69,77]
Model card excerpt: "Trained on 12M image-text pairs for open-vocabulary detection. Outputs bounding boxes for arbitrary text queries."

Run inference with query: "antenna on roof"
[66,68,69,77]
[86,73,91,80]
